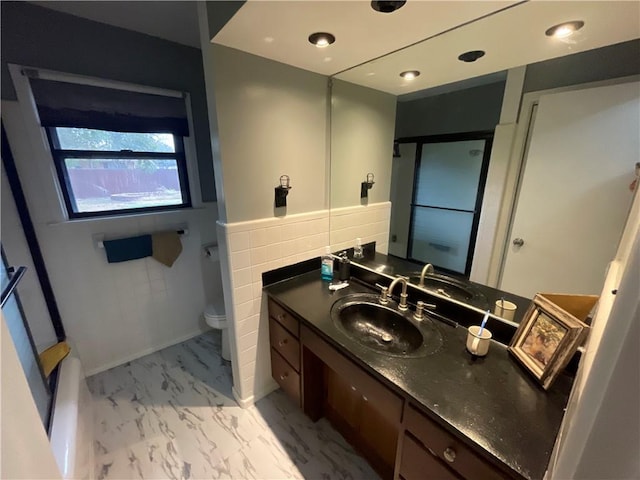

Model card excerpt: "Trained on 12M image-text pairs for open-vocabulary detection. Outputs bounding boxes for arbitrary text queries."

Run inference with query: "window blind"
[29,78,189,136]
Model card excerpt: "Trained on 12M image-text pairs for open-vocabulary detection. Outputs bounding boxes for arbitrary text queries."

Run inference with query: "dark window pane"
[55,127,175,153]
[63,158,184,213]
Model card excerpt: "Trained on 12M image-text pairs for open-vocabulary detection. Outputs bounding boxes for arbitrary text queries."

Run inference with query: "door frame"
[486,74,640,288]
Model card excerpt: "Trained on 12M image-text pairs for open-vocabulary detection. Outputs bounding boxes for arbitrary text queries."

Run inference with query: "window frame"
[45,127,192,219]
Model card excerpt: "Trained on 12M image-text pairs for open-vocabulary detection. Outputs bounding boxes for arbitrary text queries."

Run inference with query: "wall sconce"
[393,141,401,158]
[275,175,291,208]
[361,173,375,198]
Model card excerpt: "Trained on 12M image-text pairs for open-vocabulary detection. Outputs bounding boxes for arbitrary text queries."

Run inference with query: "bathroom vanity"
[263,258,573,480]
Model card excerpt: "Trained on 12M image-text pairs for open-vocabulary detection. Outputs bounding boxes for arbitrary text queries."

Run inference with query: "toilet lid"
[205,296,225,319]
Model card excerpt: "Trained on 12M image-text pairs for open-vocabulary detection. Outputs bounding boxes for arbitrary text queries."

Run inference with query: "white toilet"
[203,244,231,361]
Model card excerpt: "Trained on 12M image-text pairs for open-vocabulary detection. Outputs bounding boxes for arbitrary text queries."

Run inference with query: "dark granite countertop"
[264,268,572,480]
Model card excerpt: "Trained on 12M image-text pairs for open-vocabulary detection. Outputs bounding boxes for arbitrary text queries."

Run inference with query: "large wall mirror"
[329,1,640,313]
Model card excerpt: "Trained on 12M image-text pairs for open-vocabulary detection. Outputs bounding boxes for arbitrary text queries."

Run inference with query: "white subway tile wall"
[217,210,330,405]
[218,202,391,405]
[38,206,217,376]
[330,202,392,254]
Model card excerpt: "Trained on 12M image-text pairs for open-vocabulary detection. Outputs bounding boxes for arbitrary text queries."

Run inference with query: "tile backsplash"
[218,202,391,406]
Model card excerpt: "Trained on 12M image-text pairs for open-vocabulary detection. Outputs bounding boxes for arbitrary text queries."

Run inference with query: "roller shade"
[29,78,189,136]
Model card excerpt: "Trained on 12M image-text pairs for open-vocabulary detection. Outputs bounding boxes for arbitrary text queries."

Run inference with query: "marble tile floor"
[88,332,380,480]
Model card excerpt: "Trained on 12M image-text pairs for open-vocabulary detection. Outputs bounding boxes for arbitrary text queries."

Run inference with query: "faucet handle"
[414,300,436,321]
[375,283,389,304]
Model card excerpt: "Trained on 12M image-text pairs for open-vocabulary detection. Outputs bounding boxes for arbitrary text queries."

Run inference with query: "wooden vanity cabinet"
[266,296,517,480]
[400,404,510,480]
[268,299,301,406]
[302,325,402,480]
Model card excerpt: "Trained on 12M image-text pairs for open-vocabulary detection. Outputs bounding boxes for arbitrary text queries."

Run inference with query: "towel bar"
[96,229,188,249]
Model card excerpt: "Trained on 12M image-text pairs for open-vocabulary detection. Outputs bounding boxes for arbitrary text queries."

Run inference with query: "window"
[46,127,191,218]
[27,72,193,218]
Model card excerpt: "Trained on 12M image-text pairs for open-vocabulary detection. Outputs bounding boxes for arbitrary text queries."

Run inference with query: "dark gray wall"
[523,39,640,93]
[1,2,216,201]
[206,1,245,39]
[395,81,506,138]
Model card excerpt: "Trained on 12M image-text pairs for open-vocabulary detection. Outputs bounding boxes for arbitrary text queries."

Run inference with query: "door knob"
[512,238,525,247]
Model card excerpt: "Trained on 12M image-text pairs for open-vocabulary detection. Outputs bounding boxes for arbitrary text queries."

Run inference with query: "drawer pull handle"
[362,395,368,402]
[443,447,456,463]
[277,313,285,321]
[280,373,288,381]
[278,339,288,346]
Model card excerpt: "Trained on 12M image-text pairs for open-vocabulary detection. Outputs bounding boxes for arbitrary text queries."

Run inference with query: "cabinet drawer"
[405,405,508,480]
[270,348,300,407]
[269,318,300,372]
[400,433,461,480]
[268,298,299,338]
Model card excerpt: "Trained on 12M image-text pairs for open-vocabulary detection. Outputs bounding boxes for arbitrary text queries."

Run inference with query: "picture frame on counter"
[509,293,598,390]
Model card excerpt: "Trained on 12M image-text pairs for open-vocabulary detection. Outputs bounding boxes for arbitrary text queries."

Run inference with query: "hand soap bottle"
[354,238,364,259]
[321,247,334,281]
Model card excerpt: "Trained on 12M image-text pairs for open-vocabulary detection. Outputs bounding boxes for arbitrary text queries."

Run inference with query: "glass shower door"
[1,250,52,428]
[408,137,491,276]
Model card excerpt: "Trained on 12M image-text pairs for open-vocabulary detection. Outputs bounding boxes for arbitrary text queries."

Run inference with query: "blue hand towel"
[103,235,152,263]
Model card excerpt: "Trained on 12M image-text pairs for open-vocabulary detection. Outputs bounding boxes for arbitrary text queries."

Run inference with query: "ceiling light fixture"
[308,32,335,48]
[545,20,584,38]
[400,70,420,80]
[371,1,406,13]
[458,50,486,63]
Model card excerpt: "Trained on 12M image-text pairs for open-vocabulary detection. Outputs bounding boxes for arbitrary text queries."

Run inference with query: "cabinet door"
[400,434,461,480]
[360,396,399,469]
[325,367,361,430]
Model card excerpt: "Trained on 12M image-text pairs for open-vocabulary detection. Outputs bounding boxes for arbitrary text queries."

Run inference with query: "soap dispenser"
[337,252,350,281]
[321,247,334,281]
[354,238,364,259]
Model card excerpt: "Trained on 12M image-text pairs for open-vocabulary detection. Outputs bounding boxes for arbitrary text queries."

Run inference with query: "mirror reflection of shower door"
[408,134,492,276]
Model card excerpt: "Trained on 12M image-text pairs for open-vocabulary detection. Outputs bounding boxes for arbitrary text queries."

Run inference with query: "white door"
[500,82,640,298]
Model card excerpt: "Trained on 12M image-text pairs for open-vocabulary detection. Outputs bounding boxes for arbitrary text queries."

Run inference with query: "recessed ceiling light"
[458,50,486,63]
[400,70,420,80]
[545,21,584,38]
[371,1,406,13]
[308,32,335,48]
[323,57,333,63]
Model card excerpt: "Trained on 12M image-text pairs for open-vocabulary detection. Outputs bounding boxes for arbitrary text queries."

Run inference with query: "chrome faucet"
[418,263,435,288]
[387,276,409,311]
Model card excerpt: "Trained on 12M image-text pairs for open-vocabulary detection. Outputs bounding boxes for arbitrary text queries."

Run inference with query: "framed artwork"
[509,293,596,390]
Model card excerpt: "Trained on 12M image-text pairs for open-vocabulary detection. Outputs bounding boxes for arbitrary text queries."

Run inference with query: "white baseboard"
[85,327,207,377]
[232,379,279,408]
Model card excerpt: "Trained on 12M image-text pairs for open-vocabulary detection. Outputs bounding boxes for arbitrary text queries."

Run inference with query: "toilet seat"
[203,295,230,361]
[204,299,226,329]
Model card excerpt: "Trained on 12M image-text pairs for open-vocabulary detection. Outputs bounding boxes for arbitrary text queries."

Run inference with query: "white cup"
[494,299,517,321]
[466,325,492,356]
